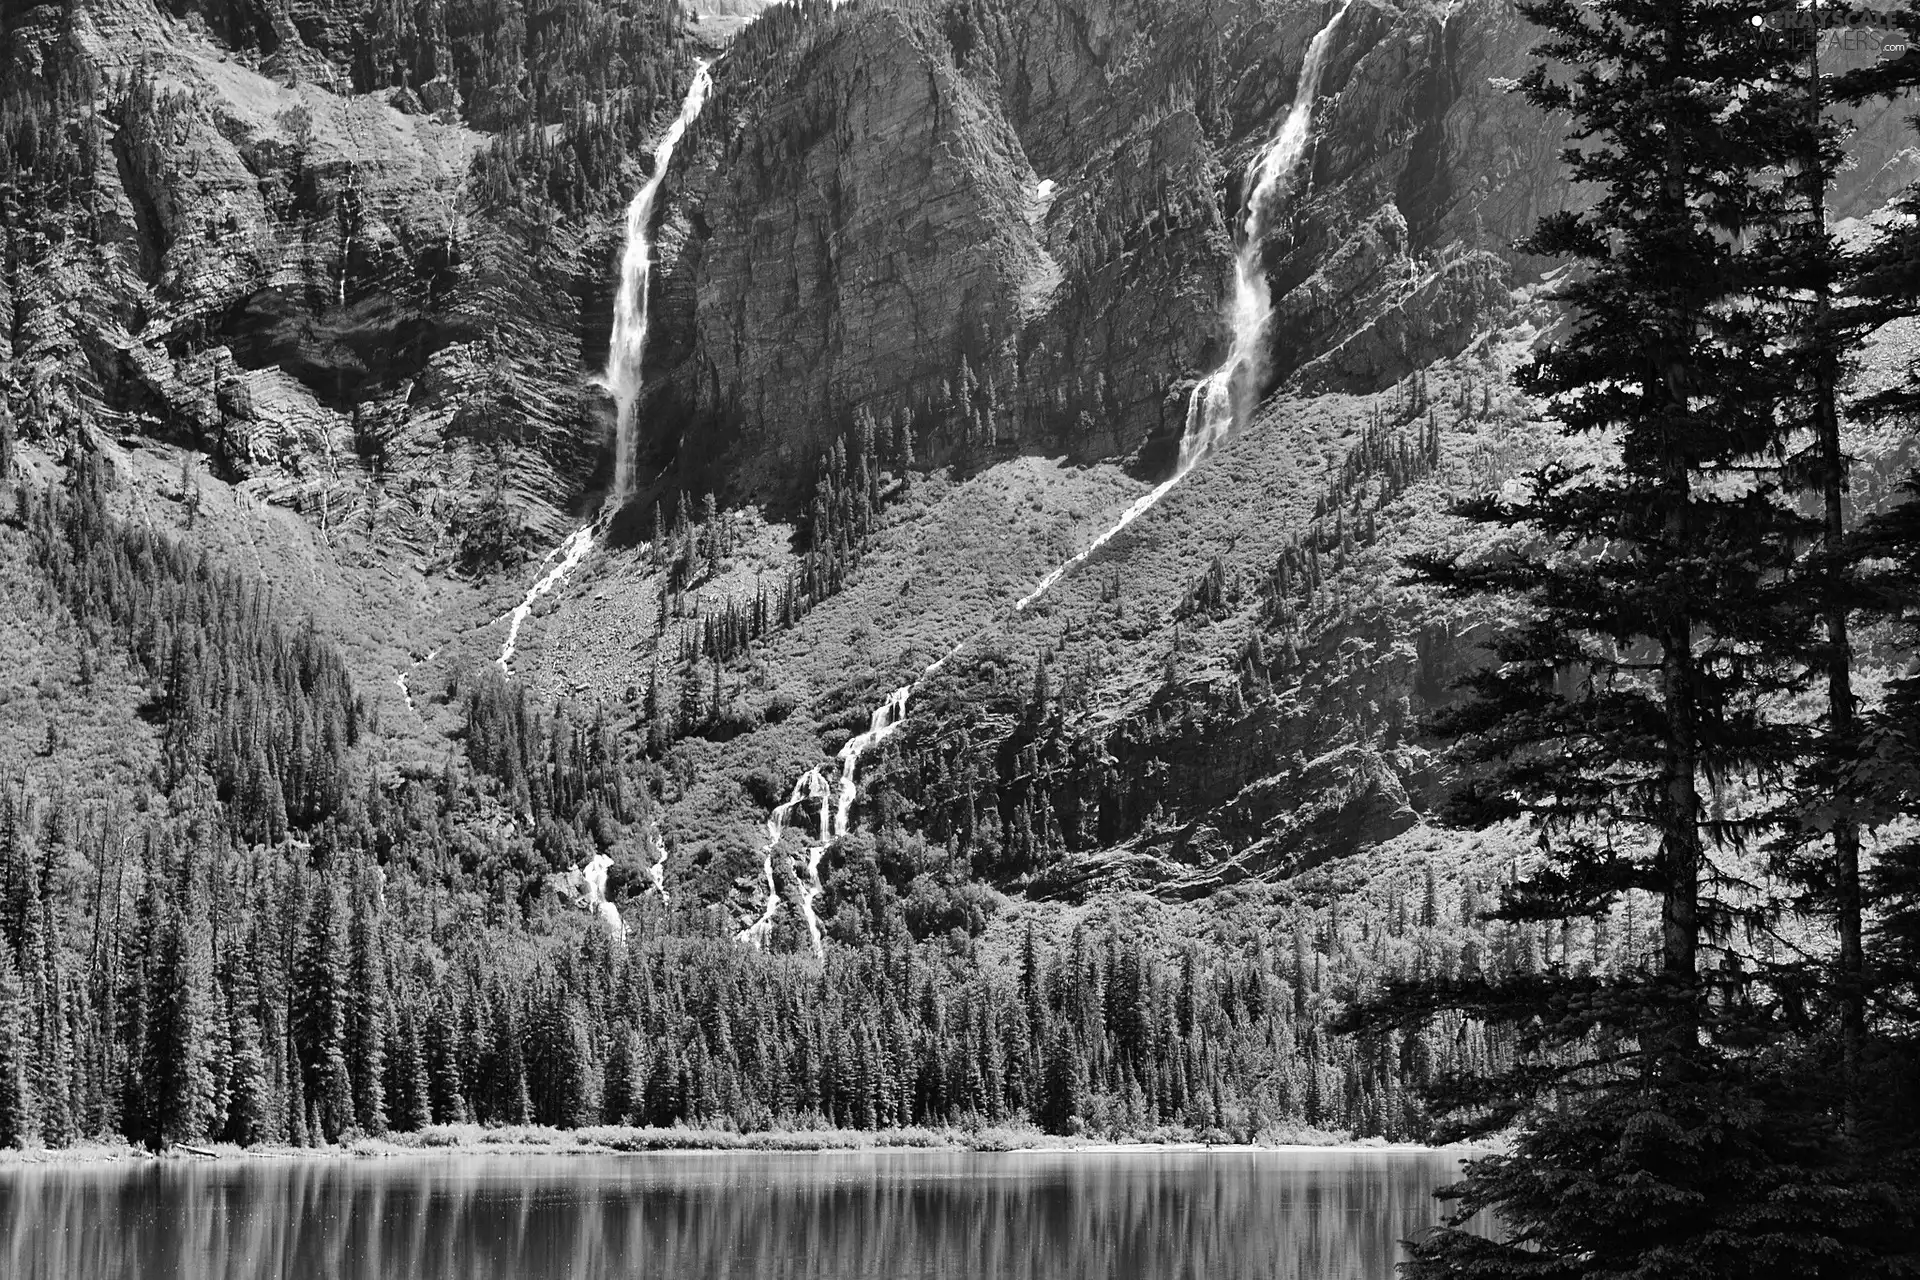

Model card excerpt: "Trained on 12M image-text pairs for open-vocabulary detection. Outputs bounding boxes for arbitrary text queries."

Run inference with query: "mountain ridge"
[10,0,1920,921]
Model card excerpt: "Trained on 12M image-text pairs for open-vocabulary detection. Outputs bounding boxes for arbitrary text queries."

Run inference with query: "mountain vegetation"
[0,439,1531,1151]
[0,0,1919,1274]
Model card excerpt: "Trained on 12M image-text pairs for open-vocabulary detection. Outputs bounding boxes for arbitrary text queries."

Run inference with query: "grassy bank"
[0,1121,1415,1166]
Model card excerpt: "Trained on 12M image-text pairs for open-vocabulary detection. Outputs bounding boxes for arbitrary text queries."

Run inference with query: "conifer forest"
[4,0,1920,1275]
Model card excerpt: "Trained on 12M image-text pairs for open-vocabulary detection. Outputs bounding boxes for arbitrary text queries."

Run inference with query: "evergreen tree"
[23,861,72,1146]
[140,842,217,1149]
[426,995,469,1124]
[1855,477,1920,1192]
[346,862,389,1136]
[285,1023,310,1148]
[220,938,271,1147]
[1827,4,1920,1167]
[387,1000,433,1133]
[482,985,532,1124]
[0,943,33,1147]
[1038,1026,1080,1134]
[1753,0,1901,1137]
[293,877,355,1141]
[529,985,596,1127]
[602,1024,645,1124]
[1352,4,1896,1275]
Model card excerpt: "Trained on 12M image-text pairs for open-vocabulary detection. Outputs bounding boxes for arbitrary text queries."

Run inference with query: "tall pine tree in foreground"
[1828,0,1920,1216]
[1774,0,1867,1133]
[1348,2,1910,1274]
[1852,475,1920,1208]
[1756,0,1920,1150]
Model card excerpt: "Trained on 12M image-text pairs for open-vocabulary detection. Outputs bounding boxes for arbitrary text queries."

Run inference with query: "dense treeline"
[0,762,1549,1149]
[0,454,649,1148]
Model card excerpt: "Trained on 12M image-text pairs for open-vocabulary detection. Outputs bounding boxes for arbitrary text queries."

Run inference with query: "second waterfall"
[739,0,1354,955]
[1014,0,1353,611]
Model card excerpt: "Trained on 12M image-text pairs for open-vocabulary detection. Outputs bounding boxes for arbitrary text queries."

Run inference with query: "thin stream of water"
[744,2,1355,949]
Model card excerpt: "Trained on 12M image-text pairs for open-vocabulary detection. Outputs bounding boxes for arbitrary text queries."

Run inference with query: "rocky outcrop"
[648,0,1920,509]
[2,0,691,560]
[1276,203,1509,394]
[1016,104,1223,465]
[669,6,1051,492]
[649,0,1557,498]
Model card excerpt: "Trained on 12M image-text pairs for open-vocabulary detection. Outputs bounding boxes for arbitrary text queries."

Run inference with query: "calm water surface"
[0,1148,1486,1279]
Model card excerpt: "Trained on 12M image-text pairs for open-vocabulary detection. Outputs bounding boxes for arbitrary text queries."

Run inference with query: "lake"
[0,1147,1485,1279]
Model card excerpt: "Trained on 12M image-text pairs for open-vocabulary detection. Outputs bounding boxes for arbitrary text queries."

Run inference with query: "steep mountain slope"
[506,0,1920,941]
[3,0,697,573]
[5,0,1918,952]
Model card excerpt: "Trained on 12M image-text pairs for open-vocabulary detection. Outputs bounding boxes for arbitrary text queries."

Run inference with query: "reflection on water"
[0,1148,1489,1279]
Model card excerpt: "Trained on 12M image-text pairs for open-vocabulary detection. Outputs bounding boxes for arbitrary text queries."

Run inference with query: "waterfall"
[740,766,833,950]
[552,852,626,936]
[739,3,1353,955]
[643,814,671,904]
[740,687,913,958]
[1188,0,1354,451]
[498,63,717,669]
[1016,0,1353,612]
[604,61,716,504]
[498,525,595,669]
[832,686,913,837]
[511,63,719,935]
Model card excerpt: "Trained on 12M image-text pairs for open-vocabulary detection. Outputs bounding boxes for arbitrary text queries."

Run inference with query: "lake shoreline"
[0,1124,1485,1168]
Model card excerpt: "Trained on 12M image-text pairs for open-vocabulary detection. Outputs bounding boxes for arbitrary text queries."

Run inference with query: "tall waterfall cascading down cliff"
[497,62,719,680]
[740,1,1353,955]
[605,60,716,505]
[1190,0,1356,448]
[498,63,719,931]
[1014,0,1353,612]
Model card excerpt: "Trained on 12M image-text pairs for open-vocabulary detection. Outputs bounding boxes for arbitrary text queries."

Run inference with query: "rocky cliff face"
[630,0,1565,500]
[641,0,1920,508]
[644,0,1235,492]
[7,0,1919,928]
[16,0,1912,546]
[2,0,694,564]
[674,6,1052,490]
